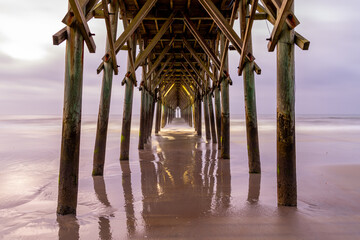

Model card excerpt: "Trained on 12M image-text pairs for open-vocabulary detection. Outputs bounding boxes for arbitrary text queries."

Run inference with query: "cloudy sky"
[0,0,359,116]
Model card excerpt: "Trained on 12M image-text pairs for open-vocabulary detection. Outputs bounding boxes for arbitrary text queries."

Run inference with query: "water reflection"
[57,214,79,240]
[247,174,261,204]
[93,176,113,240]
[138,129,232,238]
[120,161,136,237]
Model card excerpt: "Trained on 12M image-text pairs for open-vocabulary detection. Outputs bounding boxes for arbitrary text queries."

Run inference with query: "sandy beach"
[0,115,360,239]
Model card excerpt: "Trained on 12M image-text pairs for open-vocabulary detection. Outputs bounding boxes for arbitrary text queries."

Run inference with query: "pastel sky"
[0,0,359,115]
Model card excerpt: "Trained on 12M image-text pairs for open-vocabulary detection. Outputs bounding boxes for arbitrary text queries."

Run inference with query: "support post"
[57,11,85,215]
[212,41,222,149]
[220,34,230,159]
[93,0,119,175]
[208,93,217,143]
[276,2,296,206]
[197,94,202,137]
[155,100,161,134]
[120,34,137,160]
[240,1,261,173]
[138,44,147,149]
[161,104,167,128]
[203,93,211,141]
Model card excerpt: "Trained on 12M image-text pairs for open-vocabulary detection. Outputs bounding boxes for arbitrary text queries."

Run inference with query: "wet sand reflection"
[120,161,136,237]
[57,214,79,240]
[93,176,113,240]
[138,128,232,237]
[247,174,261,204]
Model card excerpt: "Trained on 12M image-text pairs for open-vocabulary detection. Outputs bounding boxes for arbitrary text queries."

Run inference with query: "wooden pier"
[54,0,309,215]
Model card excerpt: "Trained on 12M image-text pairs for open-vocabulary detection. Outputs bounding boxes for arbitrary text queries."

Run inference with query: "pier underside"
[54,0,309,215]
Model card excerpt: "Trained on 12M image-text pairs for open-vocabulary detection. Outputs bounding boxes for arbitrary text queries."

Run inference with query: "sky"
[0,0,359,116]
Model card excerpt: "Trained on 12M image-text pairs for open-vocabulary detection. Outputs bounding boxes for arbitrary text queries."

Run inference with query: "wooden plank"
[238,0,258,75]
[68,0,96,53]
[102,0,119,74]
[267,0,294,52]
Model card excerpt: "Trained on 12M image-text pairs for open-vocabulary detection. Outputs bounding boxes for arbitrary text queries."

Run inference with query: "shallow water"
[0,115,360,239]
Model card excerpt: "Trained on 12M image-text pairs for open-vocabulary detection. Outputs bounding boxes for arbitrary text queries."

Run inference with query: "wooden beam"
[183,13,221,69]
[133,11,176,71]
[68,0,96,53]
[118,0,136,79]
[153,57,173,87]
[294,32,310,50]
[238,0,258,75]
[267,0,299,29]
[267,0,294,52]
[258,1,309,50]
[180,62,201,88]
[54,1,99,46]
[218,0,240,77]
[182,38,215,81]
[181,52,205,85]
[102,0,119,74]
[146,37,175,79]
[197,0,254,61]
[109,0,157,57]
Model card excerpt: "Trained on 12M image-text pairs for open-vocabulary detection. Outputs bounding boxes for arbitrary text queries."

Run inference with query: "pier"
[53,0,309,215]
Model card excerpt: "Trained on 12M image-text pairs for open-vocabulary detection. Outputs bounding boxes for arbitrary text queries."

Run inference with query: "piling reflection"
[138,129,232,237]
[57,214,79,240]
[120,161,136,237]
[247,174,261,204]
[93,176,113,240]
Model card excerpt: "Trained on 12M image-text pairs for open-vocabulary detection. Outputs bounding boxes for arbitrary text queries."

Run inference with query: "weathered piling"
[57,23,84,215]
[138,44,147,149]
[212,42,222,149]
[92,0,119,175]
[276,3,296,207]
[155,99,161,134]
[220,34,230,159]
[161,104,167,128]
[208,93,217,143]
[240,1,260,173]
[120,34,137,160]
[203,93,211,141]
[196,94,202,136]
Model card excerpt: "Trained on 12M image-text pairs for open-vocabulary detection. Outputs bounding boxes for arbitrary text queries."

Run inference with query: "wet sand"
[0,116,360,239]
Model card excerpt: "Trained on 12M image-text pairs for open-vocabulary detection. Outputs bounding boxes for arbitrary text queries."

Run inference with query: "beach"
[0,115,360,239]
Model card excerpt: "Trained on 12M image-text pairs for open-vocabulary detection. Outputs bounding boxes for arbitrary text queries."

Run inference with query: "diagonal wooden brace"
[197,0,254,62]
[238,0,258,75]
[102,0,119,74]
[68,0,97,53]
[267,0,294,52]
